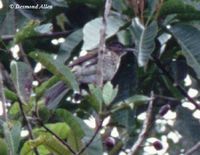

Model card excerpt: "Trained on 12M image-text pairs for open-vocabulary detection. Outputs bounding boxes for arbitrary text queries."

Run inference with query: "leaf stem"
[129,92,154,155]
[36,118,76,154]
[18,100,39,155]
[76,119,104,155]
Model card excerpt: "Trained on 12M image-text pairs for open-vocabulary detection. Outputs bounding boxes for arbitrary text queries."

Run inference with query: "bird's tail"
[44,81,69,109]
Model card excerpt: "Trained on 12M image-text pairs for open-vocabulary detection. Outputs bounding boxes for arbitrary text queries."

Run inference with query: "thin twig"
[154,94,179,101]
[152,56,200,109]
[37,119,76,155]
[96,0,112,87]
[0,67,8,122]
[185,142,200,155]
[1,31,71,42]
[18,100,39,155]
[129,92,154,155]
[76,119,104,155]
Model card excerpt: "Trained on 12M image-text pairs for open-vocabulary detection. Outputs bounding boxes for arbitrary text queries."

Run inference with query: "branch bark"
[129,92,154,155]
[96,0,112,87]
[185,142,200,155]
[1,31,71,42]
[152,56,200,109]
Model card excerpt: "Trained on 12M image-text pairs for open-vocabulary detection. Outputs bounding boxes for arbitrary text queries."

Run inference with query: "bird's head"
[107,42,135,56]
[107,42,126,55]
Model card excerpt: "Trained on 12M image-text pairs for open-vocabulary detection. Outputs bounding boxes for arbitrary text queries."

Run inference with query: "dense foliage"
[1,0,200,155]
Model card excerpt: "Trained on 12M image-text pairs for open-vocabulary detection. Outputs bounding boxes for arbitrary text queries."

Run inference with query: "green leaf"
[82,15,125,50]
[111,109,135,132]
[0,138,8,155]
[57,29,83,63]
[76,118,103,155]
[159,0,200,21]
[49,0,68,7]
[132,18,158,67]
[4,88,18,101]
[169,24,200,79]
[11,122,22,154]
[55,109,84,151]
[86,84,103,112]
[10,61,33,103]
[35,76,60,99]
[29,51,79,92]
[147,0,159,15]
[20,134,72,155]
[14,20,40,43]
[102,81,118,106]
[125,95,151,105]
[34,23,53,34]
[0,10,15,35]
[34,123,70,139]
[3,122,16,155]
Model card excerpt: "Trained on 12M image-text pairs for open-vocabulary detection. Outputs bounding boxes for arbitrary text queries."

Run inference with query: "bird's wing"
[68,52,98,68]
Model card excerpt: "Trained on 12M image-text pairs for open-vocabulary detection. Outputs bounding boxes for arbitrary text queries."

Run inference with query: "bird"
[45,42,134,108]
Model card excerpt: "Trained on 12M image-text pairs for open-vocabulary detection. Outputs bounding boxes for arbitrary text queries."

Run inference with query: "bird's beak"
[124,48,137,57]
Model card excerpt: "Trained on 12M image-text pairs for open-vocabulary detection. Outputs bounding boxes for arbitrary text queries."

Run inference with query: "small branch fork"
[76,119,104,155]
[152,56,200,109]
[185,142,200,155]
[96,0,112,87]
[129,92,154,155]
[36,118,76,154]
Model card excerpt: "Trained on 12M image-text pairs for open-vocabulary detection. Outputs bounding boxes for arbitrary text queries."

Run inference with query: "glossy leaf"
[34,122,70,139]
[35,75,60,99]
[76,118,103,155]
[102,81,118,106]
[2,122,16,155]
[169,24,200,79]
[10,61,33,103]
[14,20,40,43]
[55,109,84,151]
[86,84,103,112]
[10,122,22,154]
[0,138,8,155]
[34,23,53,34]
[132,18,158,67]
[57,29,83,63]
[29,51,79,91]
[82,15,125,50]
[20,134,72,155]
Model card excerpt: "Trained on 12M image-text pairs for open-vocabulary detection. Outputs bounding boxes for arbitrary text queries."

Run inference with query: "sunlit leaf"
[102,81,118,106]
[132,18,158,67]
[169,24,200,79]
[29,51,79,91]
[82,15,125,50]
[10,61,33,103]
[57,29,83,63]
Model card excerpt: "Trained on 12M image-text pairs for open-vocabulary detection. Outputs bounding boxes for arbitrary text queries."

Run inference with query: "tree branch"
[0,67,8,122]
[18,100,39,155]
[96,0,112,87]
[129,92,154,155]
[1,31,71,42]
[185,142,200,155]
[152,56,200,109]
[76,119,104,155]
